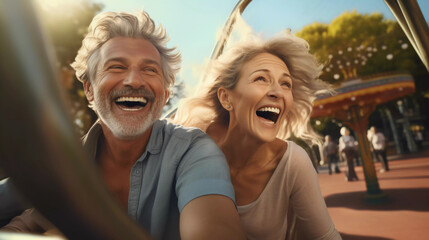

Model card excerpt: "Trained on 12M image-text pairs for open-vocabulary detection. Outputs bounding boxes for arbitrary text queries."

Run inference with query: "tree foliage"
[37,1,103,67]
[296,11,427,84]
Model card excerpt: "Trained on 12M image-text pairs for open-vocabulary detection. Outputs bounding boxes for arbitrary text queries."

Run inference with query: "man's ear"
[83,81,94,103]
[163,89,170,105]
[217,87,233,111]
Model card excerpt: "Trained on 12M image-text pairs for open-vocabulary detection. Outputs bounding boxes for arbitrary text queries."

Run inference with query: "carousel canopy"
[312,72,415,118]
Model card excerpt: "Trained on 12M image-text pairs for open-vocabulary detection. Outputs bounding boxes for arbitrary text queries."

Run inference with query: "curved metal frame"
[164,0,253,118]
[385,0,429,71]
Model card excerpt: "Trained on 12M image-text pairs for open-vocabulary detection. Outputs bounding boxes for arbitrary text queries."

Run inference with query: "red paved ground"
[318,154,429,240]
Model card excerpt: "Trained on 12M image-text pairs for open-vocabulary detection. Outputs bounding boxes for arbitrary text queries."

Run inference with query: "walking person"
[367,127,379,162]
[339,127,359,181]
[323,135,340,175]
[370,126,389,172]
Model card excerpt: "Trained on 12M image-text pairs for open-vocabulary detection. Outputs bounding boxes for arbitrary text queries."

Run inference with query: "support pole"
[347,106,388,204]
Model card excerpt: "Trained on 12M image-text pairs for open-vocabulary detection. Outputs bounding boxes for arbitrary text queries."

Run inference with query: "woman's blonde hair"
[174,31,331,145]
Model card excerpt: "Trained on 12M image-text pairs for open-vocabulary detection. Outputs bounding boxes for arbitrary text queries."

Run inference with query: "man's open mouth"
[115,96,148,111]
[256,107,280,124]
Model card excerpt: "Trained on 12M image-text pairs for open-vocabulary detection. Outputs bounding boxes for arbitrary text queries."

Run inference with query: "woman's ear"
[83,81,94,103]
[217,87,233,111]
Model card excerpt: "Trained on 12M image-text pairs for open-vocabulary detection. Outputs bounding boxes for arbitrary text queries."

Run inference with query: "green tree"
[296,11,427,85]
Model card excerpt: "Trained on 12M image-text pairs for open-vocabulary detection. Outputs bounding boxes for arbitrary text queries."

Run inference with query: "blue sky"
[97,0,429,91]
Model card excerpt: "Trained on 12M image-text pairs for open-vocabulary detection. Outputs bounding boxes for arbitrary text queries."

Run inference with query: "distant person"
[367,126,379,162]
[339,127,358,181]
[323,135,340,175]
[414,130,424,150]
[370,126,389,172]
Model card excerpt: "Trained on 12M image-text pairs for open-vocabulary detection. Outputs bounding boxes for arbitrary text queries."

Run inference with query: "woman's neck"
[208,121,280,170]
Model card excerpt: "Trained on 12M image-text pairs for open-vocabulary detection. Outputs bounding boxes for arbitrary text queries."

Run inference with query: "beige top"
[237,141,341,240]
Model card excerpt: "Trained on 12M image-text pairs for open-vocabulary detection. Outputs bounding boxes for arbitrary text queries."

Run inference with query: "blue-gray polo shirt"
[83,119,235,240]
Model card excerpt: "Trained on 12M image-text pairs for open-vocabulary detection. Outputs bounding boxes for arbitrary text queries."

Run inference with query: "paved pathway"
[318,152,429,240]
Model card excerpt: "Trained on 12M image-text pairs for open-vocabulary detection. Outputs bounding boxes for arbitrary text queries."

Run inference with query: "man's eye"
[143,67,157,73]
[109,65,126,70]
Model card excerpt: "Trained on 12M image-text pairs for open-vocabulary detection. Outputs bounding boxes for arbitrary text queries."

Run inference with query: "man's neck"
[98,123,153,166]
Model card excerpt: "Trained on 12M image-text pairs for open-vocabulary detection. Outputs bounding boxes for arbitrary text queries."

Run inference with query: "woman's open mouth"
[256,107,280,124]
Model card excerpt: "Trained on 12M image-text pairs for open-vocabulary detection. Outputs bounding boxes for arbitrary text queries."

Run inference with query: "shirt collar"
[82,119,166,161]
[144,119,165,155]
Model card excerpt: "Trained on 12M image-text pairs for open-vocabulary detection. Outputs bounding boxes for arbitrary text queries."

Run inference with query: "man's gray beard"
[93,89,164,140]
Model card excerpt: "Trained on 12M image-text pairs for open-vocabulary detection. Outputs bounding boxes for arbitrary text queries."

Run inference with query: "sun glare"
[35,0,85,12]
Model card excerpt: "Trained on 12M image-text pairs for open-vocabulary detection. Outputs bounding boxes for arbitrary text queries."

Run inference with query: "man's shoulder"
[160,119,224,157]
[154,119,219,154]
[158,119,208,141]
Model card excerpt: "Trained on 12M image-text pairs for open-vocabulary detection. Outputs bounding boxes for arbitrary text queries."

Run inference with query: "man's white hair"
[71,10,181,92]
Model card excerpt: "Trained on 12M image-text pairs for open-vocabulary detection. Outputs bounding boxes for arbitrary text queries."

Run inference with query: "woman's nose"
[267,83,282,99]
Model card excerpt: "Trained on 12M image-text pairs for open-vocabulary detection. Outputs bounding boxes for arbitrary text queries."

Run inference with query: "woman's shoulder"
[270,139,311,166]
[280,140,315,170]
[283,140,308,155]
[272,140,316,192]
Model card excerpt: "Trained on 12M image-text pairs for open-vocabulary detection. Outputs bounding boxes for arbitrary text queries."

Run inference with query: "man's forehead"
[99,37,162,64]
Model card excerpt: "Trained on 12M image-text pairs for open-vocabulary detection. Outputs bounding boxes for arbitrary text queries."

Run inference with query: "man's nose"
[123,67,145,89]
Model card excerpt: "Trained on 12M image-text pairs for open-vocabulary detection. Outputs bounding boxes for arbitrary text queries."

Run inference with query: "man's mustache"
[110,86,155,101]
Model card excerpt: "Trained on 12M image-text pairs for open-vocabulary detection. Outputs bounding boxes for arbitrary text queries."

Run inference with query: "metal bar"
[384,0,429,70]
[384,0,422,61]
[165,0,253,118]
[397,0,429,71]
[209,0,253,61]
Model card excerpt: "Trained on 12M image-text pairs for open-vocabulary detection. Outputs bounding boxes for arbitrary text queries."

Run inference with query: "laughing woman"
[173,32,341,240]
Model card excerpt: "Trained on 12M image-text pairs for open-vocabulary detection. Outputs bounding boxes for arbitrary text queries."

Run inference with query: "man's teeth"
[116,96,147,104]
[257,107,280,114]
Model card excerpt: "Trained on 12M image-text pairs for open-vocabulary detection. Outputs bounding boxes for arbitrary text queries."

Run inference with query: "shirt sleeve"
[288,145,342,240]
[175,135,235,212]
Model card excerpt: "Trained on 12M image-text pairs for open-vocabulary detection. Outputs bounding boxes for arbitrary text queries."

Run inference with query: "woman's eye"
[255,76,267,82]
[281,81,292,88]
